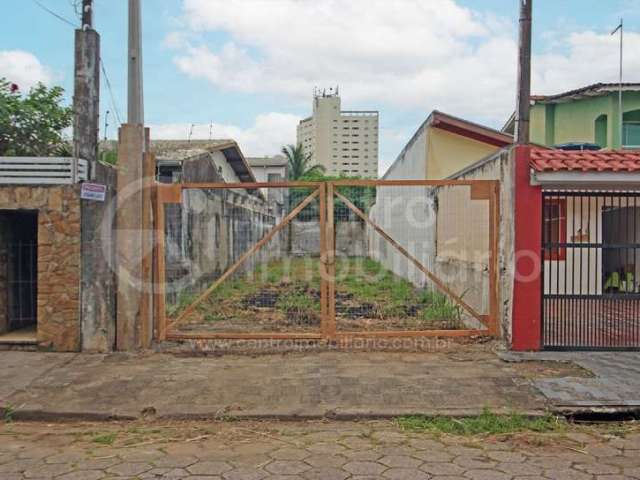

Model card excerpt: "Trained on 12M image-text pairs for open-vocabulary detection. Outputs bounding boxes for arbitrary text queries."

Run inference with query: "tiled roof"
[531,82,640,104]
[530,148,640,172]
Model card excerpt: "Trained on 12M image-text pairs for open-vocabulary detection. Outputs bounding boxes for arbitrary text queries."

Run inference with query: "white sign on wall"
[80,182,107,202]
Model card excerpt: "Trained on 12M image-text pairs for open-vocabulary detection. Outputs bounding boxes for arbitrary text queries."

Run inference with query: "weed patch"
[396,409,566,436]
[92,433,117,445]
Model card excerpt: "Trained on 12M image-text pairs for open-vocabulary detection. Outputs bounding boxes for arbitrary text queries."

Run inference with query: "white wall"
[543,196,640,296]
[382,125,427,180]
[212,151,240,183]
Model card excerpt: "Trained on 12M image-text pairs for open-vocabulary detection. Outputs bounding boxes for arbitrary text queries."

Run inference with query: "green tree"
[0,79,73,156]
[281,144,325,180]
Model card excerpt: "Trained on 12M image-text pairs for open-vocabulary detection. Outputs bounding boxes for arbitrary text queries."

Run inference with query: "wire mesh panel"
[332,183,492,333]
[163,185,323,335]
[542,191,640,350]
[6,242,37,330]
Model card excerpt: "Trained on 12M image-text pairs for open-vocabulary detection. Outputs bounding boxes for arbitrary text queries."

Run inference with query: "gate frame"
[154,179,501,342]
[541,189,640,351]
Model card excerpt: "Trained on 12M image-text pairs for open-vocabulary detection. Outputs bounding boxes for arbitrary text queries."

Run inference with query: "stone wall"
[0,185,81,351]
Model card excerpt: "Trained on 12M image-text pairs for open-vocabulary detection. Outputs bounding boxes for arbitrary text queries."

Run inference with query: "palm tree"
[281,144,325,180]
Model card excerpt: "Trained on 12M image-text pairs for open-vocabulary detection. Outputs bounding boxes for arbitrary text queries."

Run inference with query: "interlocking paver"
[420,462,466,476]
[269,448,309,461]
[153,455,199,468]
[495,461,542,476]
[57,470,106,480]
[2,420,640,480]
[106,461,153,477]
[187,461,233,475]
[23,462,74,478]
[303,466,350,480]
[380,455,423,469]
[383,467,432,479]
[344,460,387,475]
[304,454,348,467]
[223,467,267,480]
[265,460,311,475]
[464,469,512,480]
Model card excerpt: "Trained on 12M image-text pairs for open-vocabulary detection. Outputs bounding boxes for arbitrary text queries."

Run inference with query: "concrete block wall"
[447,149,515,339]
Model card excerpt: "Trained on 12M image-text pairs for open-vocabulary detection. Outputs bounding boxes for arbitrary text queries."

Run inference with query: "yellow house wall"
[426,127,502,179]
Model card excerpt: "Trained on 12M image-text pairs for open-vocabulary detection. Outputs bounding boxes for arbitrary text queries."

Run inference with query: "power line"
[101,59,123,125]
[31,0,124,127]
[31,0,77,27]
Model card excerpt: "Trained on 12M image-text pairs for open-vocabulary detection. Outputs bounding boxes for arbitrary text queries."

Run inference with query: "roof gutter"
[531,170,640,189]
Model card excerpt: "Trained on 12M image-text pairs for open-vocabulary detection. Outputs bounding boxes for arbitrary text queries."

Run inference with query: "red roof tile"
[530,149,640,173]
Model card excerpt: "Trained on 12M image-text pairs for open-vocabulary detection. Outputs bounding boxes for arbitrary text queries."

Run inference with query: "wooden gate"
[154,180,500,341]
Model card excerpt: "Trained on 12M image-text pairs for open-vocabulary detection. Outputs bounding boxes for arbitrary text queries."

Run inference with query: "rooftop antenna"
[209,121,213,141]
[188,123,195,143]
[336,84,339,95]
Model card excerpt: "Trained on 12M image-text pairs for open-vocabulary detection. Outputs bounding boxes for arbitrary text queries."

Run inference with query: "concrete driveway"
[500,351,640,413]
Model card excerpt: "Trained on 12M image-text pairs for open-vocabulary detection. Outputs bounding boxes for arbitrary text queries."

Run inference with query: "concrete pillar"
[511,145,542,351]
[116,124,145,350]
[72,28,100,176]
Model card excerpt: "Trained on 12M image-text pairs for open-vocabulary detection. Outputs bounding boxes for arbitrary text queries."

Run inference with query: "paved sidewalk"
[500,351,640,413]
[2,419,640,480]
[1,350,547,420]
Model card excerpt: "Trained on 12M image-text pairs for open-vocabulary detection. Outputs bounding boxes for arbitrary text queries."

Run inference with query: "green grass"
[276,291,321,312]
[2,404,15,423]
[92,433,117,445]
[396,409,566,436]
[169,256,465,326]
[418,290,463,322]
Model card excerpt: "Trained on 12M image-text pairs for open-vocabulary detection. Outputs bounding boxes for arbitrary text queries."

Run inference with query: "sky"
[2,0,640,174]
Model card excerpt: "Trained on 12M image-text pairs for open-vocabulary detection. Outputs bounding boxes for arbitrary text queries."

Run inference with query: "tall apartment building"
[296,90,379,177]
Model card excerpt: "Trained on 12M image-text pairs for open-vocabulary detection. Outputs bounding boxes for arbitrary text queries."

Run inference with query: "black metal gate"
[542,191,640,350]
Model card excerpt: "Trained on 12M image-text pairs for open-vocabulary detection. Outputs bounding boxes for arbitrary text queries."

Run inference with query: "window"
[623,122,640,148]
[543,198,566,260]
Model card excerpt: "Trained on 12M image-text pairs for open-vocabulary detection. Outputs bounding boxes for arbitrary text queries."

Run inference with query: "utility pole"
[515,0,532,145]
[128,0,144,126]
[81,0,93,29]
[117,0,153,351]
[612,19,624,148]
[73,0,100,177]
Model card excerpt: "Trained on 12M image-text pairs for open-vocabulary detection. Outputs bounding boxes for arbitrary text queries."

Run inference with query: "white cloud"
[0,50,53,91]
[533,31,640,94]
[169,0,517,120]
[149,112,301,157]
[168,0,640,127]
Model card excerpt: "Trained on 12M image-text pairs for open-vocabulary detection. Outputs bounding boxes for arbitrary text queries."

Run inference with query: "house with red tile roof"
[443,142,640,352]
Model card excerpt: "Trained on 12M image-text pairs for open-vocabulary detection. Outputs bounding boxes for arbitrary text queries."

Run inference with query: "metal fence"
[4,242,38,331]
[542,191,640,350]
[155,180,500,341]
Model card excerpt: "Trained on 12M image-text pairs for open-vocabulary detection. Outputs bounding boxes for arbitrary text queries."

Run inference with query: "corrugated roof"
[151,139,256,182]
[530,148,640,172]
[247,155,288,167]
